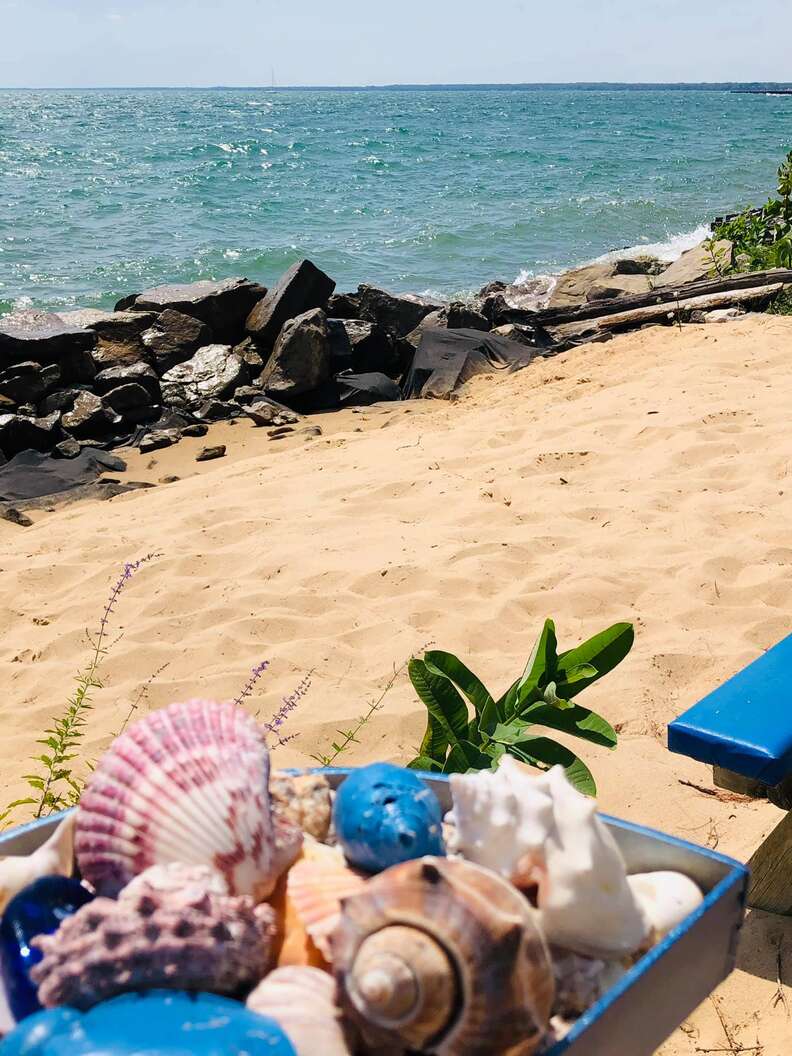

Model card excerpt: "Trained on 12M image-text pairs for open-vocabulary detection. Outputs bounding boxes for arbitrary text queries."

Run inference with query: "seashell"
[247,967,355,1055]
[627,871,704,942]
[0,814,75,915]
[449,760,651,959]
[332,856,555,1055]
[1,991,298,1056]
[284,842,367,962]
[551,949,628,1018]
[272,772,333,842]
[0,876,94,1022]
[30,864,277,1010]
[333,763,445,874]
[75,699,303,899]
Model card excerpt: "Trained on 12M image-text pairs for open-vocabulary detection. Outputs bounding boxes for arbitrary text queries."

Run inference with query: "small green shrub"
[713,150,792,273]
[407,619,633,795]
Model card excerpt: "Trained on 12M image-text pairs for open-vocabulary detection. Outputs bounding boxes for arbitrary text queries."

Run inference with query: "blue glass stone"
[0,877,94,1023]
[333,762,446,873]
[0,991,297,1056]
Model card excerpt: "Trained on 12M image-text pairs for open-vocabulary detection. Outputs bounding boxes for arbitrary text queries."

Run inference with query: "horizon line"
[2,80,792,92]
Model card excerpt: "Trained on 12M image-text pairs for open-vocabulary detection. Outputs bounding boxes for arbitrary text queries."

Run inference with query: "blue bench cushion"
[668,634,792,787]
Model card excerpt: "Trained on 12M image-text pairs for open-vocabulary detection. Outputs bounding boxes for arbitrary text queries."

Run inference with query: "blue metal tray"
[0,768,749,1055]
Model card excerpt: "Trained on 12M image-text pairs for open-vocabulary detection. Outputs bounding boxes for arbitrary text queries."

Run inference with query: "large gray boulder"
[327,318,396,375]
[0,362,48,407]
[356,285,443,338]
[259,308,331,400]
[246,260,335,349]
[103,383,157,424]
[0,412,63,457]
[160,344,248,408]
[0,311,96,368]
[94,362,161,403]
[655,240,733,288]
[141,309,213,373]
[61,392,121,439]
[126,278,266,343]
[56,309,156,369]
[547,263,652,310]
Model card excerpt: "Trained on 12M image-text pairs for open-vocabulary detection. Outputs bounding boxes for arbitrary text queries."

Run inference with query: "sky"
[1,0,791,88]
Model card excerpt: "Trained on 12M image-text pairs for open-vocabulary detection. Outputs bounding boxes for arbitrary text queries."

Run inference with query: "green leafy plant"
[407,620,634,795]
[712,150,792,275]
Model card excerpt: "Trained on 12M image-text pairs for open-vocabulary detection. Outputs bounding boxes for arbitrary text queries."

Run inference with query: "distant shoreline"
[3,82,792,93]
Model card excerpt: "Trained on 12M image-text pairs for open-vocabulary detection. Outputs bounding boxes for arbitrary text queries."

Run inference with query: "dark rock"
[246,260,336,349]
[0,412,63,457]
[194,400,241,422]
[0,310,96,367]
[586,285,631,303]
[160,345,248,408]
[447,302,489,331]
[16,404,37,418]
[327,292,362,319]
[39,388,86,416]
[39,364,61,391]
[94,362,161,403]
[159,475,180,484]
[477,280,508,299]
[327,318,397,375]
[0,362,46,407]
[233,337,265,374]
[242,397,300,428]
[1,507,33,527]
[113,293,140,312]
[53,437,81,459]
[180,423,209,438]
[260,308,331,400]
[141,309,213,373]
[196,445,226,462]
[356,285,443,339]
[129,278,266,343]
[614,256,666,276]
[102,383,156,423]
[139,430,177,453]
[232,385,266,405]
[57,309,156,369]
[61,392,120,439]
[59,346,97,385]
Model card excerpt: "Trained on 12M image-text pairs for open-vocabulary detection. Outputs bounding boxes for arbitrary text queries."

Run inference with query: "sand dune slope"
[2,314,792,1052]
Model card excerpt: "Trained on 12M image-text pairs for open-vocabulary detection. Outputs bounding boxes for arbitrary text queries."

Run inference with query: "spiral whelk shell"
[30,865,277,1010]
[247,967,356,1055]
[332,856,555,1056]
[75,699,303,899]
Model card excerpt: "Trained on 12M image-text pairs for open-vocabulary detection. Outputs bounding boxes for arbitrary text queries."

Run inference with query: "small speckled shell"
[75,700,302,899]
[332,856,555,1056]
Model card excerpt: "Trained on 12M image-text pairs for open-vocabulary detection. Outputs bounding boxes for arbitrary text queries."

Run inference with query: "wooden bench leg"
[747,810,792,915]
[713,765,768,799]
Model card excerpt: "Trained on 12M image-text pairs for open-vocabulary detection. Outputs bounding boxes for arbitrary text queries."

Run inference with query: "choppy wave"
[0,88,787,310]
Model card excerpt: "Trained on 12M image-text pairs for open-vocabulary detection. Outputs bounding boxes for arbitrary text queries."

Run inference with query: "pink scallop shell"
[76,699,302,899]
[287,850,367,959]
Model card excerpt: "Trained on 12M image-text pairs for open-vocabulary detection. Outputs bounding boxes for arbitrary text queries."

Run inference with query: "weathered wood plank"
[596,284,784,332]
[713,765,767,799]
[747,811,792,915]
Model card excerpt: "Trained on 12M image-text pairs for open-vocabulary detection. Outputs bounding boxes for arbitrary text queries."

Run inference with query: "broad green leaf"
[424,652,495,718]
[443,740,495,774]
[490,720,535,746]
[409,659,469,747]
[496,678,521,719]
[515,620,558,708]
[556,623,634,698]
[419,713,450,765]
[520,702,618,749]
[539,682,575,711]
[507,737,597,796]
[408,755,446,773]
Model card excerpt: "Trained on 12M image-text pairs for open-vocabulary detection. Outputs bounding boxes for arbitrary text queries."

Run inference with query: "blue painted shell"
[332,763,445,873]
[0,876,94,1022]
[0,990,297,1056]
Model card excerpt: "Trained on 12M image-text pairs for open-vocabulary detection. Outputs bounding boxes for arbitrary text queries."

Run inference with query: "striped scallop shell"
[286,843,367,960]
[75,699,302,900]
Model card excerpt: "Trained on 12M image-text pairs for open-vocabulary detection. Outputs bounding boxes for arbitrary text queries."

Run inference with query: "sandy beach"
[1,313,791,1051]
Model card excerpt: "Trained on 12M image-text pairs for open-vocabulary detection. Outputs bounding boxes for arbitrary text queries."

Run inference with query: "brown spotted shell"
[331,856,555,1056]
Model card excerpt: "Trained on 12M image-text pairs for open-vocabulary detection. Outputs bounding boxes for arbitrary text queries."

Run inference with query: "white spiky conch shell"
[331,856,555,1056]
[75,699,302,900]
[448,759,651,958]
[0,813,75,914]
[247,967,355,1055]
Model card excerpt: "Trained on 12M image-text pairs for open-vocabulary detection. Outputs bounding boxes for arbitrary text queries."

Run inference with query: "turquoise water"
[2,88,792,314]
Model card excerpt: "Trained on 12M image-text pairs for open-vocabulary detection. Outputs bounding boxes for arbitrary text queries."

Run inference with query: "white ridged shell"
[627,871,704,941]
[75,699,302,899]
[247,967,354,1055]
[448,760,651,959]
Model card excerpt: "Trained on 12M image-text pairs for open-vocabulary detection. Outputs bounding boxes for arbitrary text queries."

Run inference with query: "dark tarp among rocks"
[402,328,540,400]
[0,448,126,503]
[337,372,402,407]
